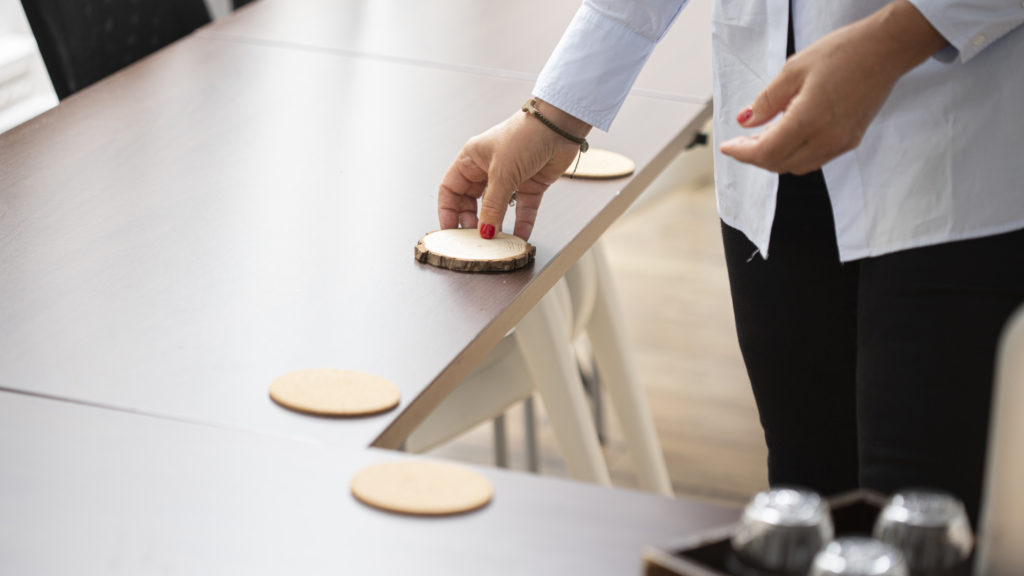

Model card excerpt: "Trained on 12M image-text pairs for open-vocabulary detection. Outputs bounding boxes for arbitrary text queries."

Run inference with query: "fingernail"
[479,223,495,239]
[737,108,753,124]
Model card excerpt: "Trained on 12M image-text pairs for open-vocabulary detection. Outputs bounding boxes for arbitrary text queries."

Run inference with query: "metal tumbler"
[872,489,973,574]
[809,537,909,576]
[730,487,834,573]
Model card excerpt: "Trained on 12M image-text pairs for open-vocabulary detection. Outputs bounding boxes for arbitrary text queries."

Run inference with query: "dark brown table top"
[0,25,709,451]
[0,4,730,573]
[202,0,713,103]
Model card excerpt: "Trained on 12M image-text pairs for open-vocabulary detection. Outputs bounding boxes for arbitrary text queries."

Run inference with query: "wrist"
[530,98,592,141]
[866,0,948,77]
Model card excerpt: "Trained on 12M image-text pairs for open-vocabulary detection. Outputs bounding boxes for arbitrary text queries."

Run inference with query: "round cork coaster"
[414,228,535,273]
[269,369,400,416]
[564,148,635,180]
[351,460,494,516]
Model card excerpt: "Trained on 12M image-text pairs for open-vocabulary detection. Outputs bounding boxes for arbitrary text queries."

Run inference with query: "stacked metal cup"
[872,490,974,575]
[729,487,835,574]
[809,537,909,576]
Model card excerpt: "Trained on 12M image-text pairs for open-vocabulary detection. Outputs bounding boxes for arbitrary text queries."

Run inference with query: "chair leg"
[515,287,612,486]
[587,244,674,496]
[579,350,606,445]
[523,396,539,473]
[493,414,509,468]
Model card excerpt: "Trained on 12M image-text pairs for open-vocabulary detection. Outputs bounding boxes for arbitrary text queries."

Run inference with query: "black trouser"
[722,170,1024,525]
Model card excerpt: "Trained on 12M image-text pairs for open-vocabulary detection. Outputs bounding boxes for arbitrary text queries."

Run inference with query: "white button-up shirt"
[533,0,1024,261]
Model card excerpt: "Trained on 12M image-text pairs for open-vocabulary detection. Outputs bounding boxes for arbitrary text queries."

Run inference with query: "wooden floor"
[428,160,769,508]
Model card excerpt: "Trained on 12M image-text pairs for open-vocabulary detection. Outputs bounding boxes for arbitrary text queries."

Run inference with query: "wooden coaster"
[564,148,635,180]
[269,369,400,416]
[351,460,494,516]
[414,228,535,273]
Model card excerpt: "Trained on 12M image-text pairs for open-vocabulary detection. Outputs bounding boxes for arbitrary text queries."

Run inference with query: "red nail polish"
[480,224,495,239]
[737,108,753,124]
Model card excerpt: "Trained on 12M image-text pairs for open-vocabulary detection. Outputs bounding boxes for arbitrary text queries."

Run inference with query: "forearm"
[858,0,949,80]
[908,0,1024,63]
[532,0,688,131]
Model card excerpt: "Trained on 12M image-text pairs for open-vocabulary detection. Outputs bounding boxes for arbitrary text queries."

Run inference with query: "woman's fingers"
[720,106,811,171]
[720,39,873,172]
[438,148,488,230]
[476,162,520,239]
[738,64,802,129]
[511,177,551,241]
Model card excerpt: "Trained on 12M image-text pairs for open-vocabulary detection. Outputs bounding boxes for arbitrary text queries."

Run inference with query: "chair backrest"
[975,304,1024,575]
[20,0,210,99]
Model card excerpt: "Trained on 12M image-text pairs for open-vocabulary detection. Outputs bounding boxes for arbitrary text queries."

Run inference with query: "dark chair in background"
[20,0,211,100]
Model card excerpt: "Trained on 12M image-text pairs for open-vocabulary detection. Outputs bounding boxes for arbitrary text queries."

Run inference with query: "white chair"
[568,242,674,495]
[404,241,674,496]
[975,304,1024,576]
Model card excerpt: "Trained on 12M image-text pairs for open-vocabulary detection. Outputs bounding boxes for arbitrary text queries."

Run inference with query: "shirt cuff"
[909,0,1024,63]
[532,2,680,131]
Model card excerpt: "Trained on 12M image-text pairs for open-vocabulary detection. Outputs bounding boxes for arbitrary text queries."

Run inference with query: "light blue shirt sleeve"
[532,0,689,132]
[909,0,1024,62]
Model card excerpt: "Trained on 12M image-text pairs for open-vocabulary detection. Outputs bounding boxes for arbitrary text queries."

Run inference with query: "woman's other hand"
[720,0,947,175]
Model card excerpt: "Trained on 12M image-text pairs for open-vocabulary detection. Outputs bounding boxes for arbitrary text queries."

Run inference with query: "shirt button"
[972,34,987,47]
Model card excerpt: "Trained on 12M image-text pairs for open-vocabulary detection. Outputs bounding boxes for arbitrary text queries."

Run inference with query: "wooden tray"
[643,490,973,576]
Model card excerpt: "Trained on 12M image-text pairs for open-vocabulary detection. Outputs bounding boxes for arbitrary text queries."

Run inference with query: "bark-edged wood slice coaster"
[269,369,400,416]
[564,148,636,179]
[414,228,535,273]
[351,460,494,516]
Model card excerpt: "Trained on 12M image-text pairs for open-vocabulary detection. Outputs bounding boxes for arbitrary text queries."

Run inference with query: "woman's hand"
[720,0,947,175]
[438,100,591,240]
